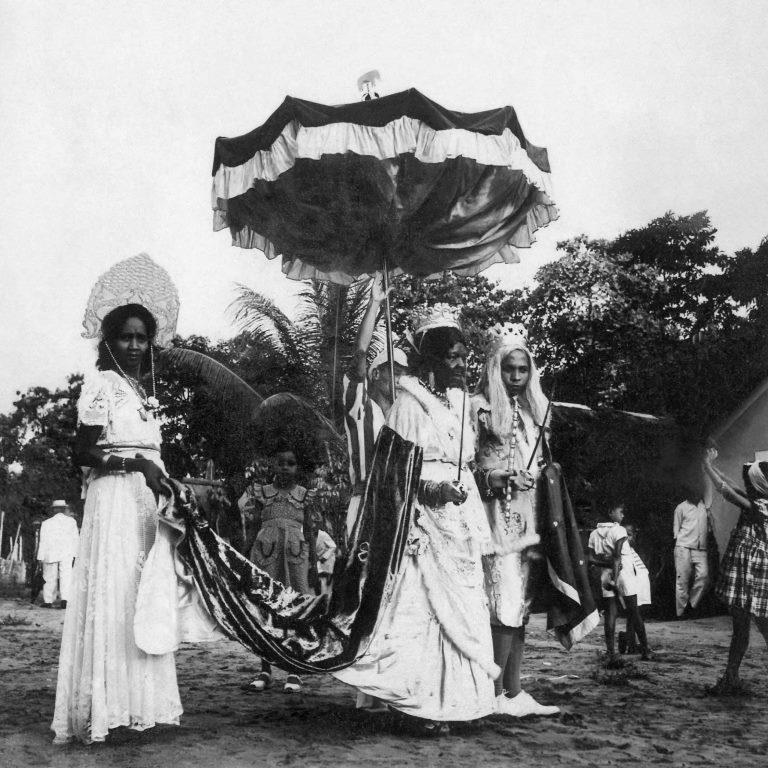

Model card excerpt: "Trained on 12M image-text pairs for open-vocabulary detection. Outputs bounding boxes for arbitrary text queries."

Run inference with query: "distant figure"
[37,500,79,609]
[673,488,711,618]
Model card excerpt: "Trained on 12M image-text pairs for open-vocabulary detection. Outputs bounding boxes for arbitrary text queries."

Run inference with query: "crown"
[486,322,528,354]
[409,303,462,337]
[82,253,180,347]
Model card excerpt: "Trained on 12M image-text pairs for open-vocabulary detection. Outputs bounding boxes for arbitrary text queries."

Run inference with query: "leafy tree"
[0,376,83,561]
[229,279,372,425]
[523,213,768,441]
[608,210,729,334]
[524,238,666,408]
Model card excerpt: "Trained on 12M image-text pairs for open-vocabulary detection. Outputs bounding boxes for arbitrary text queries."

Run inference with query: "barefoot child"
[588,504,651,664]
[703,450,768,694]
[239,444,318,693]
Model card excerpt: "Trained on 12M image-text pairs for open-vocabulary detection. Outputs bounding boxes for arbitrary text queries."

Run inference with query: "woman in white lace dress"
[52,302,178,744]
[334,305,498,733]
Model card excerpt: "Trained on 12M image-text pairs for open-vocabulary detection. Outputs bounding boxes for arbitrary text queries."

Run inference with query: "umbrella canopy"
[212,88,557,284]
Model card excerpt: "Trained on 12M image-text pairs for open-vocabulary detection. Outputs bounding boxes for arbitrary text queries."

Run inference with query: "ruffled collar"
[397,376,473,438]
[261,483,308,506]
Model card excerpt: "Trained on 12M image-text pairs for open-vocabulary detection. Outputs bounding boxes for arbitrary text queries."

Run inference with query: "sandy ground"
[1,597,767,768]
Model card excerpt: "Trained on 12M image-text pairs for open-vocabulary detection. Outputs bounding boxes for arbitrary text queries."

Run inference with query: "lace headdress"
[82,253,179,347]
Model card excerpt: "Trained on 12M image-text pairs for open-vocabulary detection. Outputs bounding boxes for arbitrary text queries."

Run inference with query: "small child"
[618,523,652,654]
[239,443,318,693]
[588,504,651,664]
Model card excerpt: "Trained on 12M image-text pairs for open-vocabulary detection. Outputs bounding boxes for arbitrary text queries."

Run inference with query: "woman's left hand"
[135,454,166,496]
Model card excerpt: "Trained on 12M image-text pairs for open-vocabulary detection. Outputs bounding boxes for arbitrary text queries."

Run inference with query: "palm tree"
[229,278,379,426]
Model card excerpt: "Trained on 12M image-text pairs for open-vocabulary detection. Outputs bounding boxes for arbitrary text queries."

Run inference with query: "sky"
[1,0,767,413]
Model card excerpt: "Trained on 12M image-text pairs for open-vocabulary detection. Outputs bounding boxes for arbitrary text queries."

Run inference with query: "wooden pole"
[382,257,397,404]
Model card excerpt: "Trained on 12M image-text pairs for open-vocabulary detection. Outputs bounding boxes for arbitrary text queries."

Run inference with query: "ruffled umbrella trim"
[212,116,554,204]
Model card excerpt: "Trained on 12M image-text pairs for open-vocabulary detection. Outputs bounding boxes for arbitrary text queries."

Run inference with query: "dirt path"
[1,597,766,767]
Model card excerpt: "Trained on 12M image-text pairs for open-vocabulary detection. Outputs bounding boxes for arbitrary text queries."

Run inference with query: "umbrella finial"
[357,70,381,101]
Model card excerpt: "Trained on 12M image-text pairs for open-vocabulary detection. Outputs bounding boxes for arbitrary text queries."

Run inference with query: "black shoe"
[41,603,53,609]
[58,601,67,610]
[419,720,450,737]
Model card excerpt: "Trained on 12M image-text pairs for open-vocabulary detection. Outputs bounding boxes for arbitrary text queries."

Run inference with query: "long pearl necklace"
[502,395,523,535]
[106,346,158,421]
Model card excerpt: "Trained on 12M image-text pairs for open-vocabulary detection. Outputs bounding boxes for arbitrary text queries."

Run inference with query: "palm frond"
[228,284,302,364]
[255,391,344,448]
[345,278,374,328]
[244,327,290,361]
[160,347,264,417]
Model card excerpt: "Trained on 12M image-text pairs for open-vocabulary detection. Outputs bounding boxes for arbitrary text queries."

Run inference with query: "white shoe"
[496,691,560,717]
[283,674,302,693]
[246,672,272,691]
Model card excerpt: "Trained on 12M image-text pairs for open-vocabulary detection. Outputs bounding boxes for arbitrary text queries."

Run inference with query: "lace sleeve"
[77,373,111,428]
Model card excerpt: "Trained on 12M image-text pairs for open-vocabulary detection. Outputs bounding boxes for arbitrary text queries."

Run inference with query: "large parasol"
[212,85,557,401]
[212,86,557,284]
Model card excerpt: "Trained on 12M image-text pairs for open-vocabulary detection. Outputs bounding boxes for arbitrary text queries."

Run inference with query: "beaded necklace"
[502,395,524,535]
[422,378,451,407]
[106,345,159,421]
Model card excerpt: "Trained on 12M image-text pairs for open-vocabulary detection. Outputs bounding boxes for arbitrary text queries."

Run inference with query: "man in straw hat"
[37,500,79,608]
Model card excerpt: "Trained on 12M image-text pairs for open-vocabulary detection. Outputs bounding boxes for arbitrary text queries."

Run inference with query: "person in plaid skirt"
[703,448,768,694]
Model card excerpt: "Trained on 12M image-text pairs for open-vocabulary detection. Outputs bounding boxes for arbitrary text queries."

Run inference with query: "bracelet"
[418,480,443,507]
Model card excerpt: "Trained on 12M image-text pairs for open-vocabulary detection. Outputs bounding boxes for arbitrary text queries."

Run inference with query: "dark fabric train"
[161,426,421,674]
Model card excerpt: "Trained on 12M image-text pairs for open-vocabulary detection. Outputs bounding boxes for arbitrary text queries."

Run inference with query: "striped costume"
[342,352,385,536]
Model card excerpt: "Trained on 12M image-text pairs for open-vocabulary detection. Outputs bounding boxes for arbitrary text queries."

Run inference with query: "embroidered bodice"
[77,369,161,451]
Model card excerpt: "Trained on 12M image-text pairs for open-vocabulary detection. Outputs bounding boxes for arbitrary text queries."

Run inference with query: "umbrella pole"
[382,258,397,404]
[331,285,342,423]
[457,386,467,483]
